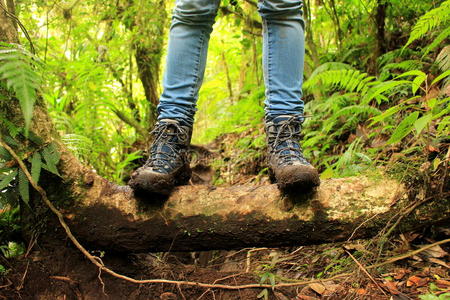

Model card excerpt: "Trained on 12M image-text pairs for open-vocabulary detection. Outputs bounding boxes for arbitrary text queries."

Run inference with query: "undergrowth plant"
[0,43,41,134]
[301,0,450,178]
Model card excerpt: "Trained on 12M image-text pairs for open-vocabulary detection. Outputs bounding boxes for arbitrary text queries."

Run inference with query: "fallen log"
[66,174,450,252]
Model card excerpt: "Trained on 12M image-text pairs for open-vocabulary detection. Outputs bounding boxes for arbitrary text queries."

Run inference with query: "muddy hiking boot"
[265,115,320,191]
[128,119,192,195]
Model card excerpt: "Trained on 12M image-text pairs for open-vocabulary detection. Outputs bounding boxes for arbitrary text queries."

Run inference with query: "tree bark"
[0,0,19,44]
[375,0,387,57]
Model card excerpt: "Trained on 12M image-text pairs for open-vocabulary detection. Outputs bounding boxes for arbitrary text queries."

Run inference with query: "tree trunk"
[0,0,19,44]
[375,0,387,57]
[130,0,167,127]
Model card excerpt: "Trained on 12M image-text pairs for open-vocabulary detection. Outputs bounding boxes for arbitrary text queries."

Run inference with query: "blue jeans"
[157,0,306,126]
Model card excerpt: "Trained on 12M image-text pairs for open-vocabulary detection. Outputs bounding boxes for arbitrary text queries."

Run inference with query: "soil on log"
[66,175,450,252]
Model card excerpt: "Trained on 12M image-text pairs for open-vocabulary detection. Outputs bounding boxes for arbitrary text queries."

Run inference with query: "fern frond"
[381,60,424,73]
[304,69,376,94]
[307,62,352,80]
[362,80,411,104]
[0,44,41,134]
[377,48,421,67]
[423,26,450,56]
[405,0,450,47]
[334,105,382,119]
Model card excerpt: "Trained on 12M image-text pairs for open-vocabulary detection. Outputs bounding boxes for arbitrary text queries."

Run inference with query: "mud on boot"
[128,119,192,195]
[265,115,320,192]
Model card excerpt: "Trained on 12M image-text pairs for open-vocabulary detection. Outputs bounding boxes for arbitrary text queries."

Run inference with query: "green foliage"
[0,264,7,275]
[0,43,41,134]
[0,241,25,259]
[18,169,29,205]
[0,140,60,207]
[405,0,450,47]
[419,293,450,300]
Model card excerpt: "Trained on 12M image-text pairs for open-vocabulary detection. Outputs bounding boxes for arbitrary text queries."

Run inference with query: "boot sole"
[269,167,320,193]
[129,163,192,196]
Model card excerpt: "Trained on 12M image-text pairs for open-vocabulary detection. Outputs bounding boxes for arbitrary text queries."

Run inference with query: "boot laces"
[145,121,189,171]
[268,116,308,166]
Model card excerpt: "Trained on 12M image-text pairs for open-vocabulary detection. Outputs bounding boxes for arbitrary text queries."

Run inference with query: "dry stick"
[49,276,77,284]
[347,213,381,242]
[3,140,450,290]
[368,238,450,270]
[345,250,388,297]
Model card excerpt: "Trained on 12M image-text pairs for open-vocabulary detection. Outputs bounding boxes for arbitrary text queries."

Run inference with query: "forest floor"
[1,133,449,300]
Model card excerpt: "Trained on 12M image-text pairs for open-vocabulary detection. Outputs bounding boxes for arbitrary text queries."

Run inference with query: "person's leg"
[157,0,221,127]
[258,0,320,191]
[258,0,305,119]
[129,0,220,195]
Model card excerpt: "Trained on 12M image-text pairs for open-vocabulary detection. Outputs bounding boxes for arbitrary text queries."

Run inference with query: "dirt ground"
[1,220,449,299]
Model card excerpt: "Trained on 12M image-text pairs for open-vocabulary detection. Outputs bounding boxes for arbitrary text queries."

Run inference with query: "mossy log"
[64,173,449,252]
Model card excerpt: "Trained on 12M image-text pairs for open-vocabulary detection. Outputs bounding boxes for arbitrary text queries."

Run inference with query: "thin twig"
[49,276,77,284]
[177,283,187,300]
[345,250,387,297]
[368,238,450,270]
[0,278,12,289]
[15,260,29,291]
[347,213,380,242]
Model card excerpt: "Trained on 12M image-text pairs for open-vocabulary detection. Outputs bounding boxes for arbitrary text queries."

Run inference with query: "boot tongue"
[159,119,185,143]
[267,115,302,164]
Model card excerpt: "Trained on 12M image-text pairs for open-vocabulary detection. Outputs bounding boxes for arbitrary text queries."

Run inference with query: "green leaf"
[405,0,450,47]
[42,145,60,176]
[0,146,12,160]
[387,112,420,144]
[0,46,41,135]
[0,169,17,190]
[431,69,450,86]
[257,289,269,299]
[18,168,29,204]
[414,114,433,135]
[395,70,427,94]
[31,152,42,183]
[362,80,410,104]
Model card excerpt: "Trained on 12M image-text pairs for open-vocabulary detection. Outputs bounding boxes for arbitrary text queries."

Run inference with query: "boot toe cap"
[274,164,320,191]
[128,168,175,195]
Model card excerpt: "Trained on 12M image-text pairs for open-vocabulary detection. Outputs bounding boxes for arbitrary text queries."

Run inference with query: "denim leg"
[258,0,306,118]
[157,0,220,126]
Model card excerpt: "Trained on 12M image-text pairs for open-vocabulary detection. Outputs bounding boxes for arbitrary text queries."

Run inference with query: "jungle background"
[0,0,449,299]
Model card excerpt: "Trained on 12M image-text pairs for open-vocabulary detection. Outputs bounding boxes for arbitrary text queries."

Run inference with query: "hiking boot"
[265,115,320,191]
[128,119,192,195]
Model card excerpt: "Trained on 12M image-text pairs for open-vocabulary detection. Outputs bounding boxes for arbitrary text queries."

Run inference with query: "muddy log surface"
[66,175,450,252]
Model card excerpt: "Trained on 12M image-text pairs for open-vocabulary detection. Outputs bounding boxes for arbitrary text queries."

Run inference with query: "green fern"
[423,27,450,56]
[0,43,41,134]
[387,111,420,144]
[18,169,29,205]
[405,0,450,47]
[30,152,42,183]
[379,60,424,80]
[304,69,377,95]
[41,143,61,176]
